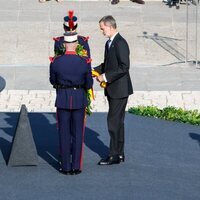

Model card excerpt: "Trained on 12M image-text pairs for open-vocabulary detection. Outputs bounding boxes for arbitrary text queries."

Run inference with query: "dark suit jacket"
[49,52,93,109]
[95,33,133,99]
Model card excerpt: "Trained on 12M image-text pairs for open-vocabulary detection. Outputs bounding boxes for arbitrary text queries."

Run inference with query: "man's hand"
[91,70,107,88]
[96,74,105,82]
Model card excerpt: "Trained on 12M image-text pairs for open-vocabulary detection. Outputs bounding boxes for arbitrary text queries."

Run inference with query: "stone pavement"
[0,0,200,112]
[0,90,200,112]
[0,0,199,66]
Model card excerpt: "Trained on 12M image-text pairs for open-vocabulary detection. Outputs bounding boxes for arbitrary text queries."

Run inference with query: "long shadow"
[0,112,18,164]
[189,132,200,147]
[0,112,109,169]
[140,32,196,63]
[29,113,59,169]
[85,127,109,158]
[0,137,11,164]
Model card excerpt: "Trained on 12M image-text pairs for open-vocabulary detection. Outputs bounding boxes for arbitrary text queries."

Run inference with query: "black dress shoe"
[59,168,71,175]
[119,155,125,162]
[111,0,119,4]
[98,156,120,165]
[71,169,82,175]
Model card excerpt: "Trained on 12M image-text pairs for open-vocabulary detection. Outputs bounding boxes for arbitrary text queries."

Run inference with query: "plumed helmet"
[63,10,78,31]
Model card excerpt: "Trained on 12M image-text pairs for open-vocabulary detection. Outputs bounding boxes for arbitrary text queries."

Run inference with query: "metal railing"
[185,0,200,68]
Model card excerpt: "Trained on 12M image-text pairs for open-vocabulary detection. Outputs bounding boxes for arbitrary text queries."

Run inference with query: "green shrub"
[128,106,200,125]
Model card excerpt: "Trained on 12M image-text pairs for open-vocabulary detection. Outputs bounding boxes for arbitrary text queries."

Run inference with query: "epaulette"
[78,35,89,42]
[86,58,92,63]
[79,55,92,64]
[53,36,63,42]
[49,55,62,63]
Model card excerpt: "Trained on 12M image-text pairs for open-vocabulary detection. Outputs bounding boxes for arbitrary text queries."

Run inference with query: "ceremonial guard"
[53,10,90,58]
[49,32,93,175]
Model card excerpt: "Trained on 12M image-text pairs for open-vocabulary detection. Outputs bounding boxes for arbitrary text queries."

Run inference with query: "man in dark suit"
[53,10,90,58]
[50,32,93,175]
[94,15,133,165]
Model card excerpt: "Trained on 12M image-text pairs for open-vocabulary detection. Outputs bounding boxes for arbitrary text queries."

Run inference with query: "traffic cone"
[8,104,38,166]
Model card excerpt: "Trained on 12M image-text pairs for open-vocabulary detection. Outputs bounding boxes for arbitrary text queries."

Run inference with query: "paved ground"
[0,1,200,200]
[0,112,200,200]
[0,0,199,67]
[0,0,200,112]
[1,63,200,91]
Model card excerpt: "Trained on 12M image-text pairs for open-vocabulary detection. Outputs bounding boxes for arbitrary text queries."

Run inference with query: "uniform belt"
[53,84,85,89]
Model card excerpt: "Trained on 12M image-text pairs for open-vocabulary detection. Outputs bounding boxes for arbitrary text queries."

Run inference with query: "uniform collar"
[65,51,77,55]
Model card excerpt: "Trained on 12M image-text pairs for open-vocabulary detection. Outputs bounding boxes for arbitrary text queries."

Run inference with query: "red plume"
[68,10,74,19]
[68,10,74,30]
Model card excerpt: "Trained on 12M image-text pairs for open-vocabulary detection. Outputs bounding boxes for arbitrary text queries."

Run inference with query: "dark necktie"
[107,39,111,48]
[106,39,111,53]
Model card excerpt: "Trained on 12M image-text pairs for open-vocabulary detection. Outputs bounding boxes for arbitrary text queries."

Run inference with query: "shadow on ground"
[189,132,200,147]
[0,112,109,169]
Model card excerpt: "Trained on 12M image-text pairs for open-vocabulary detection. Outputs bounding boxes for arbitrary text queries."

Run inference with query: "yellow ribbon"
[92,70,107,88]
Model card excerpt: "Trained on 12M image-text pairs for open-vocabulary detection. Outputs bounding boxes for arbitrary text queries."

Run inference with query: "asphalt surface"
[0,112,200,200]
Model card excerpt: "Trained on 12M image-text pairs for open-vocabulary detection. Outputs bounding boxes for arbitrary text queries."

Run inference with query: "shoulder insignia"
[49,55,61,63]
[78,35,89,41]
[86,58,92,63]
[53,36,64,42]
[78,55,92,64]
[49,56,54,63]
[53,37,60,41]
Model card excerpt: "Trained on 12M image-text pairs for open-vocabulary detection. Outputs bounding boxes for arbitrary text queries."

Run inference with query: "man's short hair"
[99,15,117,29]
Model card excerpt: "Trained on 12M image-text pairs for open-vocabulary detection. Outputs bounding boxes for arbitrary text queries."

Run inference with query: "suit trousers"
[57,108,85,171]
[107,96,128,156]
